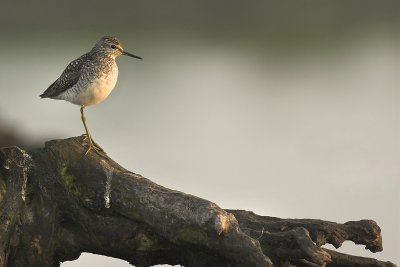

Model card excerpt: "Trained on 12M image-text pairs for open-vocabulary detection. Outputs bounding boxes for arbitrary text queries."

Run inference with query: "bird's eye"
[111,44,117,49]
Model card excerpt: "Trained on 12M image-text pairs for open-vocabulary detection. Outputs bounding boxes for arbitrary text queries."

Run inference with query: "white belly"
[59,65,119,106]
[80,72,118,106]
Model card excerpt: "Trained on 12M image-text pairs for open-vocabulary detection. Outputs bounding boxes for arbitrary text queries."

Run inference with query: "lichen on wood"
[60,165,81,197]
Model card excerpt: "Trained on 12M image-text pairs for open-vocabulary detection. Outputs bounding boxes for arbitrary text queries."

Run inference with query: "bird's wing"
[40,53,90,98]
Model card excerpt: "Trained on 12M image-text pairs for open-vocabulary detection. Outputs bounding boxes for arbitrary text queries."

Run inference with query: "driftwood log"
[0,136,396,267]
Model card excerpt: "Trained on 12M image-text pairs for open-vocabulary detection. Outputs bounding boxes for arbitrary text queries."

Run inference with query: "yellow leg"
[80,105,104,154]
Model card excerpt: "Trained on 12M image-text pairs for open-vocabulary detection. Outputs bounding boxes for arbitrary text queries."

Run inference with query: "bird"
[40,36,142,154]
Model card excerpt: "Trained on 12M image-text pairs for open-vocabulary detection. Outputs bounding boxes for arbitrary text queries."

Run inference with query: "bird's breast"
[80,64,119,106]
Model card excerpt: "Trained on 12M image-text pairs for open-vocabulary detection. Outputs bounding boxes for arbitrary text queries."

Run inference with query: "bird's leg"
[80,105,104,154]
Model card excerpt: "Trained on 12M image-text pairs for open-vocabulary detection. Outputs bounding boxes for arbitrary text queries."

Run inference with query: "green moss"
[135,233,155,251]
[173,227,208,245]
[0,173,6,203]
[60,165,81,196]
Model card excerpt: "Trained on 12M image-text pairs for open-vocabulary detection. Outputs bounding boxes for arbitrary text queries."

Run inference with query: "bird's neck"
[90,50,116,62]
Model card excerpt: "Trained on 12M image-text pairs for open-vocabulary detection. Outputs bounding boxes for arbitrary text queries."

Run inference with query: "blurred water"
[0,34,399,265]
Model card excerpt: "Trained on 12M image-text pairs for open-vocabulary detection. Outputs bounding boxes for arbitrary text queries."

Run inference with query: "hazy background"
[0,1,399,265]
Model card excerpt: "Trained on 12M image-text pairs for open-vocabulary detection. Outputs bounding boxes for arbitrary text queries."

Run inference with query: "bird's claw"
[84,143,103,155]
[82,135,104,155]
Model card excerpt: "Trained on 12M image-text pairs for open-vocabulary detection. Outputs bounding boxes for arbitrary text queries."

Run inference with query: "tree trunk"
[0,136,396,267]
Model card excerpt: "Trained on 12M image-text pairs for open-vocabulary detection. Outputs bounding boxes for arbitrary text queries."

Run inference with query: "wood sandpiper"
[40,36,142,154]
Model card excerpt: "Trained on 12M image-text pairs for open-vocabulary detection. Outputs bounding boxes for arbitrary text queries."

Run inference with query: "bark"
[0,136,396,267]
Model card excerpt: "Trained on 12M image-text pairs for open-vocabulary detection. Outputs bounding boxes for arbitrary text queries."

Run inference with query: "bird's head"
[93,36,142,60]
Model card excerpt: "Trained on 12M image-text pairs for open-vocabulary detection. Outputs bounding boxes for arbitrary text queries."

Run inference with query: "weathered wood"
[0,136,396,267]
[228,210,395,267]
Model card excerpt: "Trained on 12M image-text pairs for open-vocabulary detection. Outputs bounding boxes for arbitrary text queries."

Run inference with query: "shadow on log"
[0,136,396,267]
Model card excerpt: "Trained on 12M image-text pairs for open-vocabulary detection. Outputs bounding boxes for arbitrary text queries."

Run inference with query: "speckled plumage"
[40,36,140,106]
[40,36,142,154]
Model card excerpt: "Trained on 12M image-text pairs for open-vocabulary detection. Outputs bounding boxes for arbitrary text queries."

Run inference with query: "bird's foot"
[81,134,105,155]
[84,143,104,155]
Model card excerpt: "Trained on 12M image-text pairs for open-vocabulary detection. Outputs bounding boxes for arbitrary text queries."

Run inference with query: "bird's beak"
[122,51,142,60]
